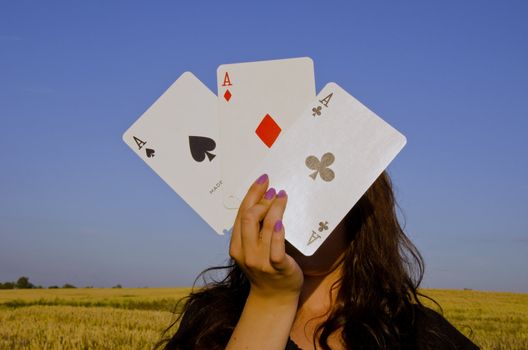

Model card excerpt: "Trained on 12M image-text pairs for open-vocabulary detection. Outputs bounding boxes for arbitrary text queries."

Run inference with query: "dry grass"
[0,306,172,349]
[0,287,191,310]
[0,288,189,350]
[0,288,526,349]
[420,289,528,350]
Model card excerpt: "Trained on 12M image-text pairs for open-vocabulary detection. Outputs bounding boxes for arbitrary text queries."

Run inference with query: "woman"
[157,171,479,349]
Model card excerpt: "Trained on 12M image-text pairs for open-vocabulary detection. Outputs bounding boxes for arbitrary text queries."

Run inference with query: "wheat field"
[0,288,526,349]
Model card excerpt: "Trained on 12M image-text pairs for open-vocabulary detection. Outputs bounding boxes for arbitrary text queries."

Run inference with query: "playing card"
[234,82,407,256]
[217,57,316,209]
[122,72,236,235]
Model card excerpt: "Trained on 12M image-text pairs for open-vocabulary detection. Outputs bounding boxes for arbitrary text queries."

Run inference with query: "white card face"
[122,72,236,236]
[234,82,407,256]
[217,57,315,209]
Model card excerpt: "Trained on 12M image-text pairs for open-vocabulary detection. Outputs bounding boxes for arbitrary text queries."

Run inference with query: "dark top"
[285,305,479,350]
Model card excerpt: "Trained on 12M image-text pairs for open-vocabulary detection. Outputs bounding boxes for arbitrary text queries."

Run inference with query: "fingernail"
[277,189,287,198]
[274,220,283,232]
[264,187,276,200]
[256,173,268,184]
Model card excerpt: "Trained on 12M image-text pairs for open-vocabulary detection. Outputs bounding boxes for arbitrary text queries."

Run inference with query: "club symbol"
[318,221,329,232]
[146,148,155,158]
[312,106,322,117]
[305,152,335,182]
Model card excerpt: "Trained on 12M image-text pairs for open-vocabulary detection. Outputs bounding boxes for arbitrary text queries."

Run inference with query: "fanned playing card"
[122,72,236,235]
[234,82,407,256]
[217,57,315,209]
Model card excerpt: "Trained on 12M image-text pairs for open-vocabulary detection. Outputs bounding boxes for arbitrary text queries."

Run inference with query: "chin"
[286,240,342,276]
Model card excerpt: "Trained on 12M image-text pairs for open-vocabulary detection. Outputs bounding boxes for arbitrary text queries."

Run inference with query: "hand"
[229,174,304,301]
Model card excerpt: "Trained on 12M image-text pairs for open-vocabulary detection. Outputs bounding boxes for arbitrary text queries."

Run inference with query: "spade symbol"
[146,148,155,158]
[189,136,216,162]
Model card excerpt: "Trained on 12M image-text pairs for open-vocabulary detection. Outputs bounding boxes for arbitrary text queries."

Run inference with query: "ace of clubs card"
[234,82,407,256]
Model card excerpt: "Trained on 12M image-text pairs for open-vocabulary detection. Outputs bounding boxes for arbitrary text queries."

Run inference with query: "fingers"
[229,173,291,275]
[240,186,277,257]
[229,174,270,261]
[266,190,289,271]
[239,174,270,213]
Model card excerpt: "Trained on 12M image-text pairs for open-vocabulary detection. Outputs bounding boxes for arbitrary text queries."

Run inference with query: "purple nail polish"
[277,189,287,198]
[256,173,268,184]
[264,187,276,200]
[274,220,283,232]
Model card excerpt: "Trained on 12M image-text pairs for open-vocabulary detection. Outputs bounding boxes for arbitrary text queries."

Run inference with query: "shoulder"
[411,304,480,350]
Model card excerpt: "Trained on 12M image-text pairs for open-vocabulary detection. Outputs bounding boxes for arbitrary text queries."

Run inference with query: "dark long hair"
[157,170,437,349]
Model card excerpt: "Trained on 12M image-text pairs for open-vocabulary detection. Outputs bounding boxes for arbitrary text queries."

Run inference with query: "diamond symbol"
[224,89,232,102]
[255,114,281,148]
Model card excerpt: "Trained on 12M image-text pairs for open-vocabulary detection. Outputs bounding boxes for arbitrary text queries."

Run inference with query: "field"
[0,288,526,349]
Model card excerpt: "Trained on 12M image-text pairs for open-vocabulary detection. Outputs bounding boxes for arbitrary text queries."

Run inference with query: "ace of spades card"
[217,57,316,209]
[122,72,236,235]
[234,82,407,256]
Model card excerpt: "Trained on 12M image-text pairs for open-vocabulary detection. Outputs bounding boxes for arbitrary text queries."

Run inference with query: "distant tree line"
[0,276,124,289]
[0,276,77,289]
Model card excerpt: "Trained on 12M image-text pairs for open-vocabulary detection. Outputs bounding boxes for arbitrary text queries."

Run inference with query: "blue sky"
[0,1,527,292]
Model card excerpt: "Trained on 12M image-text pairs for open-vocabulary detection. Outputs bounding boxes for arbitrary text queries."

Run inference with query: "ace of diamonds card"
[217,57,316,209]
